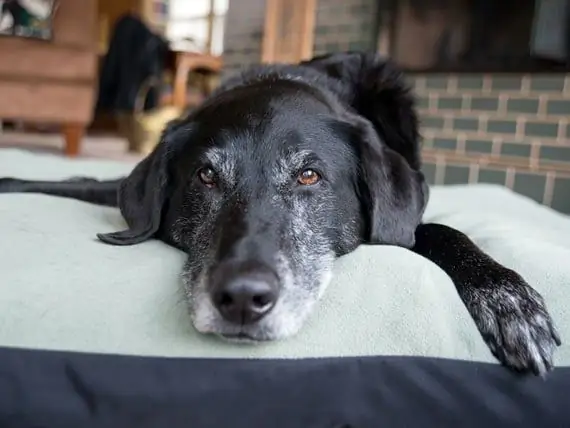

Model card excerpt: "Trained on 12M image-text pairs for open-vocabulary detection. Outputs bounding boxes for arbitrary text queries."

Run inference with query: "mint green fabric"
[0,149,568,365]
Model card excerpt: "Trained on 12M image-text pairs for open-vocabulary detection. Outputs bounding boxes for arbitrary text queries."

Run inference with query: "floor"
[0,131,145,163]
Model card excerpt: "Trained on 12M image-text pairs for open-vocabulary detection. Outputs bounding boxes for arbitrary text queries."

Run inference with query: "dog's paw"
[464,269,561,376]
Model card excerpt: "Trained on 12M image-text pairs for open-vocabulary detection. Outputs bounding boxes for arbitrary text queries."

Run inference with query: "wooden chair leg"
[173,54,190,109]
[62,123,84,156]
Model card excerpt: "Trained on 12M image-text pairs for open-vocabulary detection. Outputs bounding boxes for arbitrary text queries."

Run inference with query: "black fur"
[0,52,560,374]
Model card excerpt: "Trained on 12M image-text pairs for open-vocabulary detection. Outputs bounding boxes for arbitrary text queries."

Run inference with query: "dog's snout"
[213,272,278,324]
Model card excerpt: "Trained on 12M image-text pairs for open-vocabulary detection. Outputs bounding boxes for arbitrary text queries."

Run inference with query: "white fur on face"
[204,147,236,185]
[177,145,339,341]
[182,249,335,341]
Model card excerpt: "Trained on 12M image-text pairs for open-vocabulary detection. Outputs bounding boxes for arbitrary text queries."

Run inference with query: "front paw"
[464,270,561,376]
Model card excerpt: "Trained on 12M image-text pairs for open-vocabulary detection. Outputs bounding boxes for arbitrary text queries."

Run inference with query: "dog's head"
[98,57,428,341]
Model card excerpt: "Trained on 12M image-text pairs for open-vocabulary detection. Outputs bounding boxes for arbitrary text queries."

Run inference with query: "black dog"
[0,52,560,375]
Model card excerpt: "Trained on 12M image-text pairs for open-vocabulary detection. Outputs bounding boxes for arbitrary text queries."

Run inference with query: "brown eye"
[297,169,321,186]
[198,167,216,187]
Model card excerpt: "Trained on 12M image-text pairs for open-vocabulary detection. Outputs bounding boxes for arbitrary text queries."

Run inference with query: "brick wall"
[221,0,267,77]
[312,0,377,56]
[221,2,570,214]
[408,73,570,214]
[222,0,378,73]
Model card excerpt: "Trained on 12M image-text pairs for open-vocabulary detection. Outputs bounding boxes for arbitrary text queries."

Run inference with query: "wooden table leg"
[62,123,84,157]
[173,54,190,109]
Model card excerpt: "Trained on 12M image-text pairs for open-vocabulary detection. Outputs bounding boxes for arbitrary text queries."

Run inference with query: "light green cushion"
[0,149,568,365]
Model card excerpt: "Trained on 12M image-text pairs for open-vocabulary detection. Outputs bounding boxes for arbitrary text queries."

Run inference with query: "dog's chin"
[188,265,334,343]
[194,321,300,343]
[193,318,305,343]
[189,292,316,343]
[217,332,272,344]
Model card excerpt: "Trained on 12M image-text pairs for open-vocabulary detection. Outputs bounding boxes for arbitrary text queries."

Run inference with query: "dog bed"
[0,148,569,427]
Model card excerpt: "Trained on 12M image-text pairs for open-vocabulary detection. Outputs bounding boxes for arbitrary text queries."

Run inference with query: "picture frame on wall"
[0,0,57,40]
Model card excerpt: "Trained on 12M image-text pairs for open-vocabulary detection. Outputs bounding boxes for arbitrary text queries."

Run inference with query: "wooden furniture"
[170,51,222,108]
[261,0,317,64]
[0,0,98,156]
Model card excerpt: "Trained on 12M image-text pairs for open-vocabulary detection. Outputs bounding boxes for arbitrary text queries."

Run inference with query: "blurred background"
[0,0,568,214]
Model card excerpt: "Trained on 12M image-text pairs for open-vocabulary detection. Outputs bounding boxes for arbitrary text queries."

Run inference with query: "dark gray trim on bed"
[0,346,568,428]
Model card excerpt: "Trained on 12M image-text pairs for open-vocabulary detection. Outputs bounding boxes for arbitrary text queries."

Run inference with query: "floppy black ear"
[351,117,428,248]
[97,119,187,245]
[305,52,427,247]
[302,52,422,170]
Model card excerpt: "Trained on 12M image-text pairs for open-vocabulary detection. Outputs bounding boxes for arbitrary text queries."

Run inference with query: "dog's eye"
[198,167,217,187]
[297,169,321,186]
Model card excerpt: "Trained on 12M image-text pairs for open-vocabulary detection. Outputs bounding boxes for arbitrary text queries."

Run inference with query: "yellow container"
[116,77,183,155]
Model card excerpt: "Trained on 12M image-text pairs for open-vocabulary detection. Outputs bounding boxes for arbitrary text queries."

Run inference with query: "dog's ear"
[307,52,427,247]
[302,52,421,170]
[349,116,428,248]
[97,119,188,245]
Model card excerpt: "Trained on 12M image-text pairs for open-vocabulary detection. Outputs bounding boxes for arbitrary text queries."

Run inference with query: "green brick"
[416,95,429,109]
[325,43,340,52]
[478,168,506,185]
[438,96,462,110]
[539,145,570,162]
[546,100,570,115]
[421,163,437,184]
[422,137,434,148]
[491,76,522,91]
[487,119,517,134]
[465,139,493,153]
[405,75,419,89]
[453,117,479,131]
[525,121,559,138]
[513,172,546,203]
[433,137,457,150]
[470,97,499,111]
[315,26,329,35]
[425,76,448,89]
[552,177,570,213]
[444,165,470,185]
[350,3,369,13]
[530,75,565,92]
[336,24,352,33]
[457,76,484,90]
[501,142,531,157]
[350,41,373,51]
[421,115,445,129]
[506,98,539,114]
[359,15,375,25]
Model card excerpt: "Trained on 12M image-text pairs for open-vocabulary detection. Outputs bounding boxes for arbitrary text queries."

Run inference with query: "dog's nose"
[212,272,278,324]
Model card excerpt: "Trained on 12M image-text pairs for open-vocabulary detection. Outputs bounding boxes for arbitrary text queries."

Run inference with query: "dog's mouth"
[218,332,271,343]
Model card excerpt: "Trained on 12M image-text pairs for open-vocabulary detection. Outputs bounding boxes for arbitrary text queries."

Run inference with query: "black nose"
[212,271,278,325]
